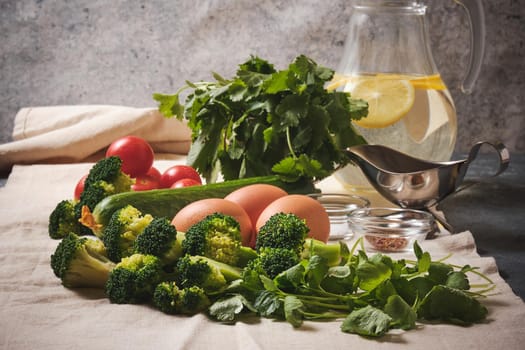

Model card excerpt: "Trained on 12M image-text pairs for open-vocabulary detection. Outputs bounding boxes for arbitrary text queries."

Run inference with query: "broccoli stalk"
[176,255,242,294]
[50,232,116,288]
[182,213,257,267]
[134,217,184,266]
[153,281,211,315]
[102,205,154,262]
[105,253,165,304]
[301,238,349,267]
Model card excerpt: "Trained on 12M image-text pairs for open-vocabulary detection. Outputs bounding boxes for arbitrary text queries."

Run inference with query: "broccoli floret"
[105,253,164,304]
[255,212,309,254]
[48,199,81,239]
[153,281,211,315]
[248,247,301,280]
[301,238,349,267]
[76,156,134,235]
[102,205,154,262]
[182,213,257,267]
[50,232,116,288]
[134,217,184,266]
[176,255,242,294]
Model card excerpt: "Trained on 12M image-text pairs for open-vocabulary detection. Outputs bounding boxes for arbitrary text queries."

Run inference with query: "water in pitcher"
[330,73,457,193]
[332,0,485,195]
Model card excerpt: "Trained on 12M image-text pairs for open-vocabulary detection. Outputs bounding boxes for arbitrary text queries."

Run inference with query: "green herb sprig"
[154,55,368,183]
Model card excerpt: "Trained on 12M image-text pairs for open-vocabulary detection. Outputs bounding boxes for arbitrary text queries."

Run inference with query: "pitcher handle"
[454,0,486,94]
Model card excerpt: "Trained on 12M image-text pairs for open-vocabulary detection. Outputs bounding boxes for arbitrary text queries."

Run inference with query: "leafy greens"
[154,55,368,183]
[210,240,493,337]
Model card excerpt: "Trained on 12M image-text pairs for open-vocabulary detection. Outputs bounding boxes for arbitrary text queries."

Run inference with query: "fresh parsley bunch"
[154,55,368,183]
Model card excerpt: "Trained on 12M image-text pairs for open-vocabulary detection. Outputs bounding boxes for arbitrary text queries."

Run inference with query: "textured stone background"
[1,0,523,154]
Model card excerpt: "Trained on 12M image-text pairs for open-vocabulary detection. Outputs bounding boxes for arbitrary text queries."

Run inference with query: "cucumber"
[92,175,317,227]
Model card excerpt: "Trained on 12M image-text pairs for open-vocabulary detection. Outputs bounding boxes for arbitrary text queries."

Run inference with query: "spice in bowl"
[348,207,436,252]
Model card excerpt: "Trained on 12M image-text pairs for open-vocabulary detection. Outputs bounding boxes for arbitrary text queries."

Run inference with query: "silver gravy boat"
[345,141,510,233]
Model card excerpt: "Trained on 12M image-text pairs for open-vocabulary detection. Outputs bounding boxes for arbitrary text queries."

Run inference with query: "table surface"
[438,152,525,300]
[1,152,523,301]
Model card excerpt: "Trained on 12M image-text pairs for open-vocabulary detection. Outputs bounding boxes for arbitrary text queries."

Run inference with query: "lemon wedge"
[351,78,415,128]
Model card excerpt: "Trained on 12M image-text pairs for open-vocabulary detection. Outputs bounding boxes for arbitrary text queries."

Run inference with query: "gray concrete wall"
[1,0,523,154]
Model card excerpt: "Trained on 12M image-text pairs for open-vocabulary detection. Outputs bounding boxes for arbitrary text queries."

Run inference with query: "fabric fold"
[0,105,191,173]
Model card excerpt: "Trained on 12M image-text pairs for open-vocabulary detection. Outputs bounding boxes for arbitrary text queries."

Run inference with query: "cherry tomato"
[74,174,88,200]
[160,165,201,188]
[106,136,154,177]
[132,175,160,191]
[146,166,162,181]
[170,178,201,188]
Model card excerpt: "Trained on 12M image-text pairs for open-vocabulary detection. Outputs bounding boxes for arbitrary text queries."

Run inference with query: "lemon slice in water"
[351,78,415,128]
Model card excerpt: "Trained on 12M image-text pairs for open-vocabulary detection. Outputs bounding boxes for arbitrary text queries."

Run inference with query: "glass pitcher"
[331,0,486,194]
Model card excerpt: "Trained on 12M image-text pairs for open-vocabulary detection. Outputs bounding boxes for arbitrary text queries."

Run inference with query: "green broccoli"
[77,156,134,236]
[50,232,116,288]
[153,281,211,315]
[182,213,257,267]
[48,199,81,239]
[78,156,134,211]
[245,247,301,280]
[175,255,242,294]
[102,205,154,262]
[255,212,310,254]
[48,156,133,238]
[105,253,165,304]
[301,238,349,267]
[133,217,185,266]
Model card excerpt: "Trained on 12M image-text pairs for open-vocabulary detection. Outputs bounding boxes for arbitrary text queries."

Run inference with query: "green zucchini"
[92,175,317,227]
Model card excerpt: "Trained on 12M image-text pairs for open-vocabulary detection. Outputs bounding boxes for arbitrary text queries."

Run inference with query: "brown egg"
[171,198,253,246]
[225,184,288,247]
[255,194,330,243]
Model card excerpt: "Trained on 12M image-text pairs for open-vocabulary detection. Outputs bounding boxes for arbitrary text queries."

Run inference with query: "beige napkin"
[0,105,191,173]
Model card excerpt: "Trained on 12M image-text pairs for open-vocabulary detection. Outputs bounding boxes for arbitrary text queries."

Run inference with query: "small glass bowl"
[308,193,370,241]
[348,207,436,253]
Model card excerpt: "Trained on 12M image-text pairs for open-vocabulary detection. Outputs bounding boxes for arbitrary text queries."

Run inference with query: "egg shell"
[224,184,288,240]
[255,194,331,243]
[171,198,253,246]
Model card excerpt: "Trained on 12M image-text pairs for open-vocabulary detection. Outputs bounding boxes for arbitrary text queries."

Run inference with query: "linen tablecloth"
[1,106,524,349]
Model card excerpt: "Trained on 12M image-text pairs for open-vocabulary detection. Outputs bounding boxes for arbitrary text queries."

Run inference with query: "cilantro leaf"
[154,55,368,183]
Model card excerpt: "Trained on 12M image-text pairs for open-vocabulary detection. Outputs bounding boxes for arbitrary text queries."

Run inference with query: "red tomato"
[146,166,162,181]
[160,165,202,188]
[106,136,155,177]
[170,178,201,188]
[74,174,88,200]
[132,175,160,191]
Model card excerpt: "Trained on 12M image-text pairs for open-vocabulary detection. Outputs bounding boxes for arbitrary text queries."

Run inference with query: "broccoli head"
[255,212,309,254]
[102,205,154,262]
[105,253,164,304]
[76,156,134,235]
[243,247,301,282]
[49,156,134,238]
[153,281,211,315]
[182,213,257,267]
[134,217,184,266]
[50,232,116,288]
[48,199,81,239]
[175,255,242,294]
